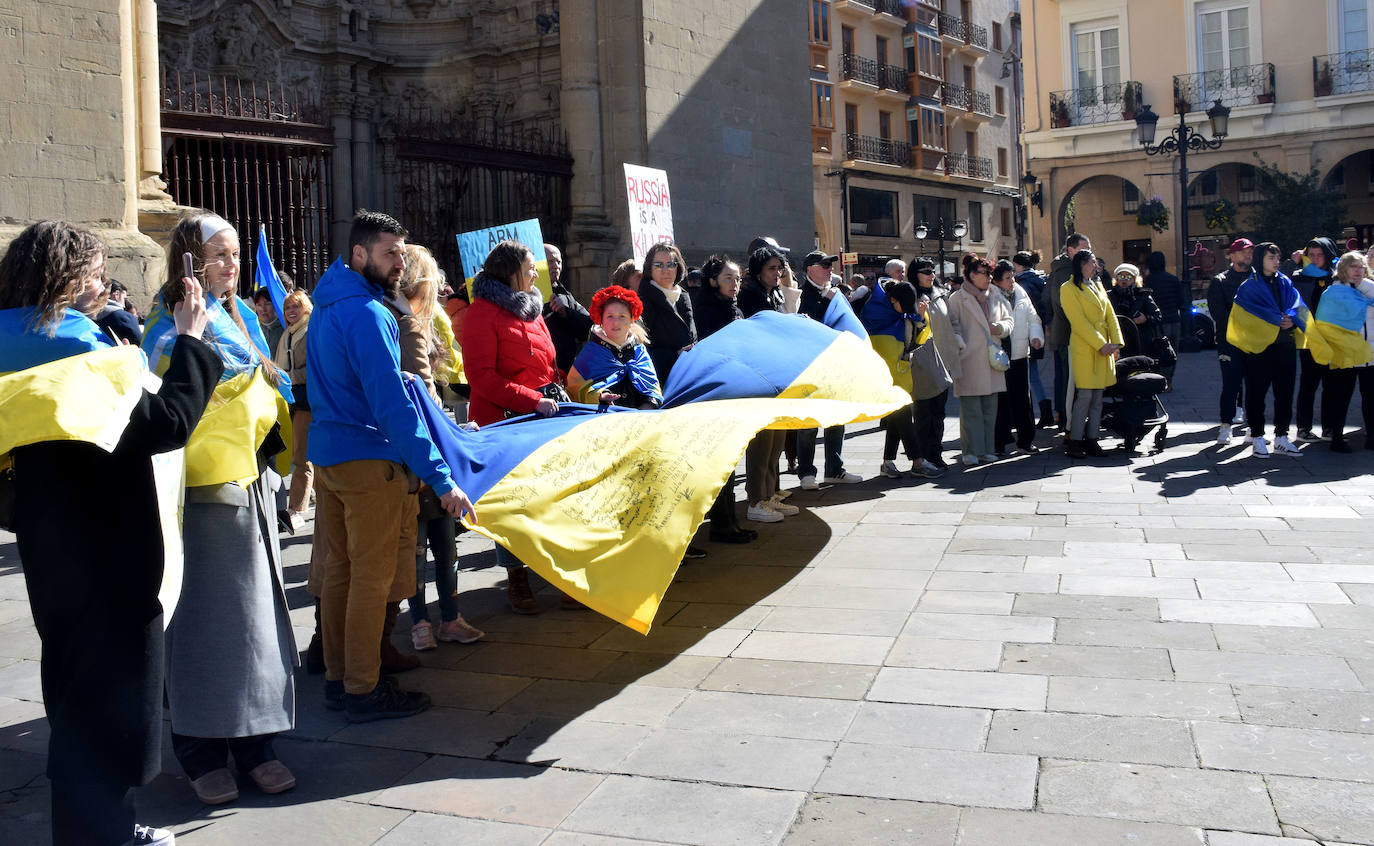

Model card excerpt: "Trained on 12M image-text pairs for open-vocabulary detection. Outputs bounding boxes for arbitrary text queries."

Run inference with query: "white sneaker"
[1241,434,1254,444]
[879,460,902,479]
[799,475,820,490]
[410,619,437,651]
[767,495,800,516]
[1273,435,1302,456]
[774,489,793,501]
[823,470,863,484]
[979,454,999,463]
[1251,437,1270,458]
[961,454,980,466]
[129,824,175,845]
[1217,425,1232,446]
[1233,407,1246,424]
[747,501,784,523]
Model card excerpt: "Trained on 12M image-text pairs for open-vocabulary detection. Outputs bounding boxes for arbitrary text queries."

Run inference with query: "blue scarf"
[571,335,663,404]
[142,294,291,402]
[0,307,117,372]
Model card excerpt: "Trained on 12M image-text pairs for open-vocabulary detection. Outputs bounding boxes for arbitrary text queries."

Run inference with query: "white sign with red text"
[623,163,674,266]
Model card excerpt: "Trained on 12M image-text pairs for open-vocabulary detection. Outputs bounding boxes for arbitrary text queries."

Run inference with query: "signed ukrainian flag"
[1226,272,1309,354]
[413,313,910,633]
[1307,284,1373,369]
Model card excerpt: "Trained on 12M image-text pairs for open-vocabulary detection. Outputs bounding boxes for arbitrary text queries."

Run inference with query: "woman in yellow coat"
[1060,249,1125,458]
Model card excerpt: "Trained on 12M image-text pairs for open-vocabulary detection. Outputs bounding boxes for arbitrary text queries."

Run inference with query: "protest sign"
[456,218,551,299]
[623,163,674,266]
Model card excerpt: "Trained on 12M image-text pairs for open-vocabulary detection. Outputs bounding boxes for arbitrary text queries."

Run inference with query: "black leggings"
[172,731,277,780]
[1321,367,1374,443]
[995,357,1036,450]
[1296,348,1328,433]
[883,405,918,461]
[1244,343,1297,438]
[913,388,949,462]
[1217,344,1245,425]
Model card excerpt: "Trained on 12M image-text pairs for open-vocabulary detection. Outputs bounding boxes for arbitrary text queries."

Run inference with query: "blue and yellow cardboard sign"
[456,218,552,300]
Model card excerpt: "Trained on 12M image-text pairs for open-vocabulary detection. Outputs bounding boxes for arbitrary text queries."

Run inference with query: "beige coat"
[922,288,963,382]
[947,284,1014,397]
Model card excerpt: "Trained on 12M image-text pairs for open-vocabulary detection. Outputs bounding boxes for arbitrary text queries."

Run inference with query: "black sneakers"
[343,676,431,723]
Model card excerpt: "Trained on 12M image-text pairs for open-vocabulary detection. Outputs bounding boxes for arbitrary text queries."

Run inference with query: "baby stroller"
[1102,321,1170,453]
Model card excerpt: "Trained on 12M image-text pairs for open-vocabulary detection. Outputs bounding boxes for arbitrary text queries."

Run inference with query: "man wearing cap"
[797,251,862,488]
[1208,238,1253,444]
[748,235,790,257]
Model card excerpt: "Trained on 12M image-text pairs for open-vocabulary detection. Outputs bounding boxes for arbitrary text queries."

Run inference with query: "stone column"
[559,0,620,299]
[329,87,355,256]
[352,97,375,212]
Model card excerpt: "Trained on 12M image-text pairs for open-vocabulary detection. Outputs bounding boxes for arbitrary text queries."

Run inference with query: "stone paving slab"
[7,350,1374,844]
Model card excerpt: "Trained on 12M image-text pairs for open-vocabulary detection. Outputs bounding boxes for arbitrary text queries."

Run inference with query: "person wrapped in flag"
[0,220,221,846]
[566,284,663,410]
[1227,241,1306,457]
[859,277,927,477]
[141,211,300,805]
[1312,251,1374,452]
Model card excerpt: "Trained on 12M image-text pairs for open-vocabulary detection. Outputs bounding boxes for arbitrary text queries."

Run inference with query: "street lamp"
[915,218,967,278]
[1135,99,1230,287]
[1022,171,1043,216]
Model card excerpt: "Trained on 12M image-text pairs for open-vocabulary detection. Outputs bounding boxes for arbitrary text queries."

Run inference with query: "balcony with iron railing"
[1048,80,1143,128]
[845,132,911,167]
[874,0,904,17]
[1173,62,1275,112]
[841,53,910,93]
[1314,49,1374,97]
[944,152,995,181]
[943,84,993,116]
[937,11,989,51]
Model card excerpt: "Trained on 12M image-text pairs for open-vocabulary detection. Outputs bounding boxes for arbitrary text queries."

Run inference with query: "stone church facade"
[2,0,810,301]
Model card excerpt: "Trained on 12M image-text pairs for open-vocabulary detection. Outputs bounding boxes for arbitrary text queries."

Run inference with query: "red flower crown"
[590,284,644,323]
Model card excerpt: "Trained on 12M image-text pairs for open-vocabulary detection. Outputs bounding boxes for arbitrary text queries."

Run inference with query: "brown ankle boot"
[507,567,539,615]
[379,601,420,673]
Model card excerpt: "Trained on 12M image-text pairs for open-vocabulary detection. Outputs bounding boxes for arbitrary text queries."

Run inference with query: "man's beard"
[363,258,401,299]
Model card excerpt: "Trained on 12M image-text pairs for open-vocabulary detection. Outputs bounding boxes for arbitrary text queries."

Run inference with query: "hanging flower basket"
[1136,197,1170,233]
[1205,198,1237,231]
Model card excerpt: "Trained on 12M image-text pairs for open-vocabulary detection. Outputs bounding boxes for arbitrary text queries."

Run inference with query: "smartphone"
[181,251,195,282]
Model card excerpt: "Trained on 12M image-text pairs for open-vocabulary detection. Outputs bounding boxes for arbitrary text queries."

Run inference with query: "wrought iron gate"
[160,71,333,292]
[389,109,572,284]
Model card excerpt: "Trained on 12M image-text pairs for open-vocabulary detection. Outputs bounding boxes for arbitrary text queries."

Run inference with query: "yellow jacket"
[1061,278,1124,390]
[432,310,466,386]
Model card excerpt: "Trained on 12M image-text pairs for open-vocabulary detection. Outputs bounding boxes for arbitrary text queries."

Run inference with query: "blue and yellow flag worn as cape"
[567,333,663,406]
[1306,283,1373,369]
[858,282,923,393]
[1226,271,1309,354]
[142,296,290,487]
[0,307,188,623]
[414,312,911,634]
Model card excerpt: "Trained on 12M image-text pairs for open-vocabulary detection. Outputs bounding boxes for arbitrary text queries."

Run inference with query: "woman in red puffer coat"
[462,239,561,613]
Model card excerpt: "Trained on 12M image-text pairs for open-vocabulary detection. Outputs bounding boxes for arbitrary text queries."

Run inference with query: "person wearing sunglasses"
[637,242,698,384]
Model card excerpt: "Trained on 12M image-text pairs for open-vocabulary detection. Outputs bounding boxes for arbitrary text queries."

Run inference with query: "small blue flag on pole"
[254,226,287,326]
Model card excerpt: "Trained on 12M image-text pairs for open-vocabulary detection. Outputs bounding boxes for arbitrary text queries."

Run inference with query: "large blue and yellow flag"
[1307,284,1373,369]
[1226,272,1310,354]
[414,313,910,633]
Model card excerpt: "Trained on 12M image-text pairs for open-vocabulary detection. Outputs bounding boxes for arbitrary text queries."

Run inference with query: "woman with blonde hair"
[396,244,484,649]
[274,288,313,520]
[1319,251,1374,452]
[142,210,297,806]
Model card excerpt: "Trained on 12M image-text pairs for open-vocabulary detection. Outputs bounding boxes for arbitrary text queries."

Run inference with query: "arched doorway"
[1184,161,1261,271]
[1056,174,1154,269]
[1323,150,1374,249]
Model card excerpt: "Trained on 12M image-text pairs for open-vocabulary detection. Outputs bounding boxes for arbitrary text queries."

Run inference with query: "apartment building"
[1022,0,1374,282]
[810,0,1024,279]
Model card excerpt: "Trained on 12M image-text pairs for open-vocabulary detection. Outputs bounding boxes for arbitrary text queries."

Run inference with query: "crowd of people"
[5,206,1374,846]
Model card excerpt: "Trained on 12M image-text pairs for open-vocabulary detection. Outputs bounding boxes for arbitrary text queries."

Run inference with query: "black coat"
[542,286,593,376]
[736,277,782,318]
[13,338,221,786]
[798,281,832,322]
[1107,285,1163,356]
[1208,266,1249,353]
[638,280,697,382]
[694,288,743,339]
[1145,271,1187,322]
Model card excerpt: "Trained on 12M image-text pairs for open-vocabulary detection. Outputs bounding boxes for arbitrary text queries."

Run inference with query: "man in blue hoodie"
[308,210,476,723]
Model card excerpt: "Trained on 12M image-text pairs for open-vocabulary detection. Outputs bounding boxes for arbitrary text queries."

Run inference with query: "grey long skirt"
[165,473,297,738]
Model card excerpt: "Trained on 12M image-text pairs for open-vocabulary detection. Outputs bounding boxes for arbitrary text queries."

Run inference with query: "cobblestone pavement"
[3,350,1374,845]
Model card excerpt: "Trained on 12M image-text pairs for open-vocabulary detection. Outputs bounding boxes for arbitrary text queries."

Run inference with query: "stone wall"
[0,0,164,301]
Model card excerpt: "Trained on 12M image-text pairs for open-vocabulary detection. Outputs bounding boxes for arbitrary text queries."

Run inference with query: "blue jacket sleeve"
[345,304,457,496]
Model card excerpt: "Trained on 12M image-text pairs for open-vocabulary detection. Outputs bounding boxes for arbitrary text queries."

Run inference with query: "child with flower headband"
[566,285,663,409]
